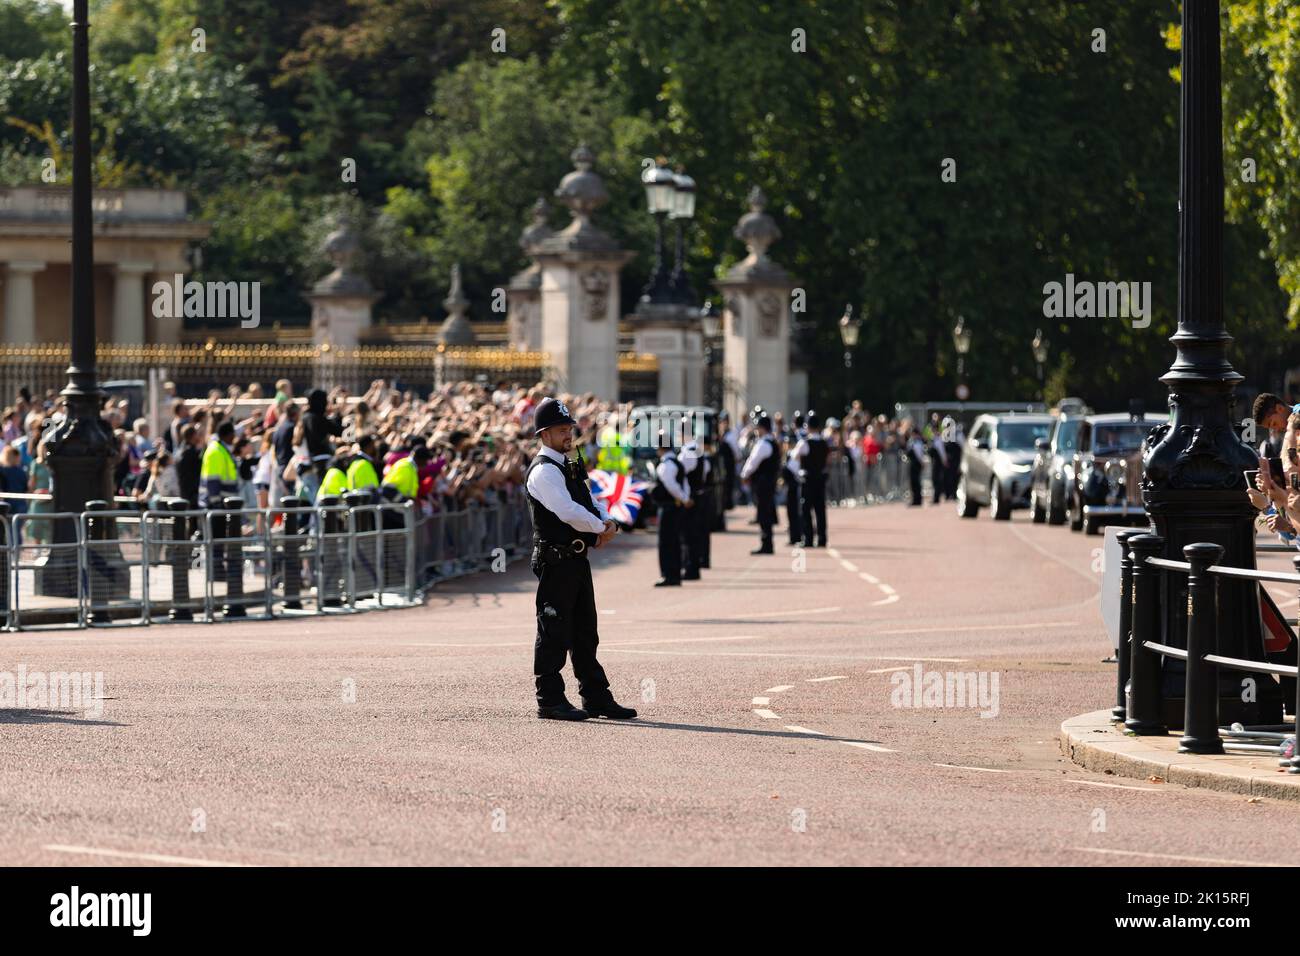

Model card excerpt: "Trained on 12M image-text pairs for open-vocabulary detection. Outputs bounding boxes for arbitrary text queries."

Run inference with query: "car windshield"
[1055,421,1081,453]
[1091,423,1150,455]
[997,422,1051,450]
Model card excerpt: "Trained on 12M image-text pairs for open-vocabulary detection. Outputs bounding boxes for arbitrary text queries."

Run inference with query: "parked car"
[957,413,1055,520]
[1029,413,1084,525]
[1065,411,1168,535]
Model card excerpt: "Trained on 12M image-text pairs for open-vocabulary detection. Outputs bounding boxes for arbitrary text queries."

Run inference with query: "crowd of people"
[1248,393,1300,545]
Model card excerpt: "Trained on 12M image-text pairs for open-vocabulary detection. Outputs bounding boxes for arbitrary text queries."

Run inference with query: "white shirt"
[741,435,773,479]
[722,427,740,457]
[525,445,608,534]
[656,452,691,503]
[679,443,710,485]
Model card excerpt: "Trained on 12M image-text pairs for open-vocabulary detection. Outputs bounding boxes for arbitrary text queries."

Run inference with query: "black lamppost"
[1031,328,1048,398]
[37,0,116,596]
[952,315,972,401]
[668,168,697,304]
[1139,0,1276,732]
[700,301,722,408]
[838,304,862,411]
[639,158,677,305]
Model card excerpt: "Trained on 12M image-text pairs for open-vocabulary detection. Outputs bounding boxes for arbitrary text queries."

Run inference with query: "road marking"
[1008,523,1101,587]
[752,696,770,705]
[765,685,795,693]
[842,741,896,753]
[1068,846,1285,868]
[871,621,1076,637]
[839,560,859,573]
[878,584,896,596]
[806,675,847,683]
[858,571,879,585]
[867,665,912,674]
[403,633,763,649]
[872,594,900,606]
[752,708,780,719]
[601,649,968,661]
[784,725,825,736]
[827,548,841,559]
[43,844,259,867]
[1071,780,1166,792]
[731,605,842,619]
[934,764,1009,773]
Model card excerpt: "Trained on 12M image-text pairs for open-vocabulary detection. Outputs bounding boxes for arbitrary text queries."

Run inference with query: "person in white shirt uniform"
[523,398,636,722]
[740,412,779,554]
[652,438,693,586]
[679,439,710,577]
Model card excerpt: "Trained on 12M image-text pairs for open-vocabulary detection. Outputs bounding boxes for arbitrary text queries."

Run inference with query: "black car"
[1029,414,1083,525]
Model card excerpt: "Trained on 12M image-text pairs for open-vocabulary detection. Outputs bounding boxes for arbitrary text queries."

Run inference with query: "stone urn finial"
[554,143,609,226]
[734,186,781,262]
[436,262,475,346]
[313,214,374,296]
[520,197,553,253]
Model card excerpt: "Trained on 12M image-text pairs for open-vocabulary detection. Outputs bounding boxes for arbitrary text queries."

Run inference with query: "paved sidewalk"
[1062,710,1300,801]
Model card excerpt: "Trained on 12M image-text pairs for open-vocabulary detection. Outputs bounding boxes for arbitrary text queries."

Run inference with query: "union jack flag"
[588,469,650,525]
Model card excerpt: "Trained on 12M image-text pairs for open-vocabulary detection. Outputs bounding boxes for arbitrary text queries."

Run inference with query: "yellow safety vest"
[347,455,379,491]
[382,456,419,498]
[318,467,349,500]
[200,440,237,483]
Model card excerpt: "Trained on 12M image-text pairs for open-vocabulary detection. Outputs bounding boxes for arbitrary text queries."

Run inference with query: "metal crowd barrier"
[1113,527,1300,766]
[0,495,426,630]
[416,494,533,583]
[827,451,911,506]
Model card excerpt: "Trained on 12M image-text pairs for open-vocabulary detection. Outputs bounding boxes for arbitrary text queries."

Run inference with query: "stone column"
[112,261,151,343]
[532,146,633,401]
[713,188,796,423]
[506,198,550,352]
[3,261,45,344]
[631,303,704,406]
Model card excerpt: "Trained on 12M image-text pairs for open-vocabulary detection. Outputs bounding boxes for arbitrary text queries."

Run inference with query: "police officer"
[346,433,381,497]
[740,413,779,554]
[525,397,636,721]
[381,445,428,501]
[652,438,692,586]
[199,419,239,507]
[679,439,709,578]
[781,412,804,546]
[794,410,830,547]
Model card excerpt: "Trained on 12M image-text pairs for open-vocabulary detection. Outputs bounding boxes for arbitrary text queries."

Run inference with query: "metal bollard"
[280,496,304,611]
[0,501,9,629]
[318,496,343,608]
[1180,542,1225,754]
[86,499,112,624]
[1290,554,1300,774]
[1112,528,1143,722]
[344,491,374,601]
[165,498,193,621]
[1125,534,1168,735]
[221,495,247,618]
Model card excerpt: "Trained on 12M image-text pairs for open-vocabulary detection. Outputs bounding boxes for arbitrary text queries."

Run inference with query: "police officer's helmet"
[755,414,773,431]
[805,410,821,430]
[534,397,577,433]
[792,411,804,429]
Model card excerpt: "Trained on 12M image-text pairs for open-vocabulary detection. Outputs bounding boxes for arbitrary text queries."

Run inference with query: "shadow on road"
[0,709,124,727]
[587,717,887,747]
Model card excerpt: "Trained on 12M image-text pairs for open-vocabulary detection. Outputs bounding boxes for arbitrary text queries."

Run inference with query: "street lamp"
[37,0,117,596]
[838,303,861,367]
[1031,327,1048,389]
[668,168,697,304]
[700,301,722,408]
[639,158,676,305]
[952,315,972,400]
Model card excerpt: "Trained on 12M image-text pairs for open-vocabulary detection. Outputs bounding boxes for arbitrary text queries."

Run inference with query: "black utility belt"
[535,539,589,564]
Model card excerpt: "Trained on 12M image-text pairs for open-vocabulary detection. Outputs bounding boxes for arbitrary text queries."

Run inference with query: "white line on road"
[857,571,880,585]
[601,648,970,661]
[43,844,259,867]
[878,584,897,596]
[806,675,847,683]
[867,665,912,674]
[872,621,1075,637]
[1068,846,1285,867]
[784,725,825,736]
[872,594,900,606]
[842,741,897,753]
[839,560,859,573]
[752,696,770,705]
[752,708,781,719]
[730,605,842,619]
[934,764,1009,773]
[765,685,795,693]
[827,548,841,559]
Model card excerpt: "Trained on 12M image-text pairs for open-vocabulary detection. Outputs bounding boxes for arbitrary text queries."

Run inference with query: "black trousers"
[754,480,776,548]
[682,499,704,576]
[801,476,827,547]
[782,467,802,544]
[533,555,610,707]
[658,502,682,583]
[909,460,923,505]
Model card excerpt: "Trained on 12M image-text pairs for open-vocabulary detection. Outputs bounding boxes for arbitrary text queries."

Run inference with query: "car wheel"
[1030,489,1047,524]
[957,475,979,518]
[1067,490,1084,532]
[1085,516,1102,536]
[991,479,1011,521]
[1047,482,1066,525]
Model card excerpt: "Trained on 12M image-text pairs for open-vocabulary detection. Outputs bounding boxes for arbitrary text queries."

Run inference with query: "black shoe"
[537,701,589,721]
[654,578,681,587]
[751,546,774,555]
[682,572,701,581]
[583,698,638,720]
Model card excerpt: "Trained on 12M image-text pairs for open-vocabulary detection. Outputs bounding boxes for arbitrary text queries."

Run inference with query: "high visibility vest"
[347,455,379,491]
[596,429,630,474]
[199,440,238,505]
[318,467,349,500]
[382,456,419,498]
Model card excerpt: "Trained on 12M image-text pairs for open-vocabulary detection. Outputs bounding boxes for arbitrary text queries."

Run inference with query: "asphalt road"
[3,497,1299,866]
